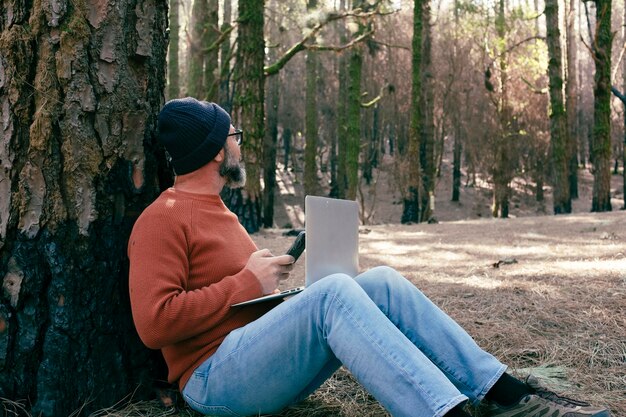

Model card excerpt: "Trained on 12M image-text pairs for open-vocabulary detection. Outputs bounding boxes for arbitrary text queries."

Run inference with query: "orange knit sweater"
[128,188,274,390]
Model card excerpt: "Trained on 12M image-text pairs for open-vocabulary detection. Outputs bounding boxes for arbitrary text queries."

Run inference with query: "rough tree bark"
[0,1,168,416]
[402,0,424,223]
[591,0,613,212]
[546,0,571,214]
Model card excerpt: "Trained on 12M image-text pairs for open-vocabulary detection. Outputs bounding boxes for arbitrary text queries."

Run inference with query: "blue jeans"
[182,266,506,417]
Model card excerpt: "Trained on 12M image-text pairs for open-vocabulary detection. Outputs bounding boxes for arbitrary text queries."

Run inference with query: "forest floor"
[94,158,626,417]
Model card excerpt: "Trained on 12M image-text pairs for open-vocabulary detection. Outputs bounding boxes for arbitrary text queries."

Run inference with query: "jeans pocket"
[183,392,242,416]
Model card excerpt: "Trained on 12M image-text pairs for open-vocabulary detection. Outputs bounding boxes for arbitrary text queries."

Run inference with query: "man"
[128,97,610,417]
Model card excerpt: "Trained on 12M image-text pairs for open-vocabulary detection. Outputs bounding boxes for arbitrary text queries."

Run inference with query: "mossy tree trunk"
[546,0,571,214]
[402,0,424,223]
[345,0,364,201]
[223,0,265,232]
[0,1,168,416]
[304,0,319,197]
[591,0,613,212]
[167,0,180,99]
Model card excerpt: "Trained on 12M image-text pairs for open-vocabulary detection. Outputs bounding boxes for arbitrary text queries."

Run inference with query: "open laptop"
[232,196,359,307]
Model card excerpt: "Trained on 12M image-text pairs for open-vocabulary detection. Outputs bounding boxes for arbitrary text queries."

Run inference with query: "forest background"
[0,0,625,416]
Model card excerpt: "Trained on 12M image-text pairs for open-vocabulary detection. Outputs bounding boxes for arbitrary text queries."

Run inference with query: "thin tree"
[188,0,208,98]
[451,0,463,202]
[219,0,233,111]
[546,0,571,213]
[205,0,219,102]
[304,0,320,197]
[402,0,425,223]
[622,2,626,210]
[566,0,579,198]
[263,0,282,228]
[335,0,349,199]
[492,0,512,218]
[0,2,168,416]
[420,0,435,221]
[590,0,613,212]
[168,0,181,99]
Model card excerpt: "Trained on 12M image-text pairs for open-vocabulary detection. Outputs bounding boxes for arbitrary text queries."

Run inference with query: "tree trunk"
[452,122,462,202]
[546,0,571,214]
[304,0,319,197]
[205,0,219,102]
[402,0,424,223]
[345,2,364,201]
[226,0,265,232]
[219,0,233,111]
[0,2,168,416]
[591,0,613,212]
[188,0,208,98]
[420,1,434,221]
[566,0,579,198]
[334,0,349,199]
[492,0,511,218]
[346,48,362,201]
[168,0,180,99]
[263,1,280,228]
[451,0,462,203]
[623,0,626,209]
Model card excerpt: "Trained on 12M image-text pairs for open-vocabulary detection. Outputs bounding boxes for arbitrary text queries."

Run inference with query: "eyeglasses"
[228,129,243,146]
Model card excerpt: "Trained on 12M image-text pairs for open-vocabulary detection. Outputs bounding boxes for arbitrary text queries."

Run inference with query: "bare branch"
[264,5,395,76]
[306,30,373,52]
[202,24,236,53]
[368,38,411,51]
[521,77,548,94]
[361,84,391,108]
[611,86,626,104]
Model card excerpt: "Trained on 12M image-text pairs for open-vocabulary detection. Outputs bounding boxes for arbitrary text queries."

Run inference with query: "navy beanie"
[157,97,231,175]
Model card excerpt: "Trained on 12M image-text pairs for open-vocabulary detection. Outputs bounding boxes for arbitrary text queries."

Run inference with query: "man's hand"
[245,249,294,294]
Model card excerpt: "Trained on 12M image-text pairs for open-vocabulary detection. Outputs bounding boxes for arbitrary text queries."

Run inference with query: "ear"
[214,147,225,163]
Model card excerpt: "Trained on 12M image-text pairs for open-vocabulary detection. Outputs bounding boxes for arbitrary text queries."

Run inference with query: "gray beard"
[219,151,246,189]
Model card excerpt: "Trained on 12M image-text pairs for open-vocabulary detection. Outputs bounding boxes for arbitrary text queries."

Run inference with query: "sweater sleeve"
[128,207,263,350]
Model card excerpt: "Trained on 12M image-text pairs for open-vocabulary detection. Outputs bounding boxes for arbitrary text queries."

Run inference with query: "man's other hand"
[246,249,294,294]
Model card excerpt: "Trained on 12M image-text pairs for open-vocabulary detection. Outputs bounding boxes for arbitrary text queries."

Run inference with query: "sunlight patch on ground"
[283,204,305,227]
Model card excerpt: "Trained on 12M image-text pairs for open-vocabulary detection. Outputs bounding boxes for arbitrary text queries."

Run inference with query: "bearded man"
[128,98,610,417]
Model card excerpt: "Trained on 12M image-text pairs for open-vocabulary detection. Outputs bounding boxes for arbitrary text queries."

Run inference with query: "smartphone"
[285,231,306,261]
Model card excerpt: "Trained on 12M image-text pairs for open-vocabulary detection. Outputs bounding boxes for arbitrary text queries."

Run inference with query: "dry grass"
[9,210,623,417]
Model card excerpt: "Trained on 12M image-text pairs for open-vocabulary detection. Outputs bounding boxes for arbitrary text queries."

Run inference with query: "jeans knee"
[357,265,403,292]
